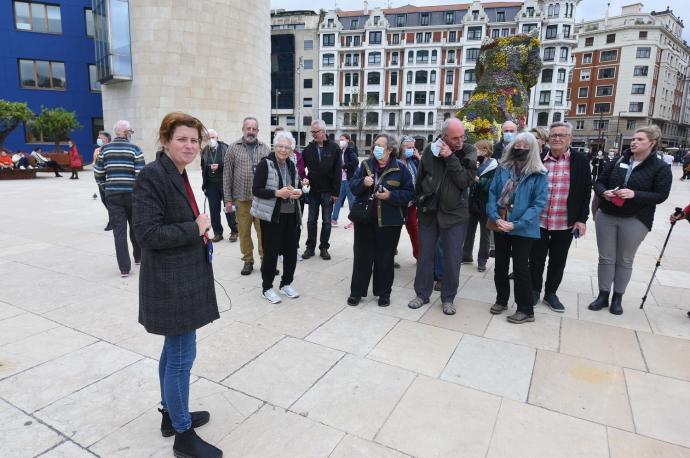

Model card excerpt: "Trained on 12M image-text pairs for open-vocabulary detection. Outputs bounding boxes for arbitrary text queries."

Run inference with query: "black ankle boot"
[588,290,610,311]
[173,428,222,458]
[159,408,210,437]
[609,292,623,315]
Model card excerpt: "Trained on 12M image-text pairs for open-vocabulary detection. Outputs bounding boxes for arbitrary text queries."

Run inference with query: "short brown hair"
[340,133,351,141]
[635,125,662,150]
[158,112,207,145]
[475,139,493,155]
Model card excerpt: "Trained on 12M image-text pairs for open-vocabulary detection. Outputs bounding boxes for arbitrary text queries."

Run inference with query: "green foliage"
[33,107,82,151]
[0,100,34,147]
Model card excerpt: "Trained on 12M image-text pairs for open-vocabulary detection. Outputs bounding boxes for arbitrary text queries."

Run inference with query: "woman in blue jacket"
[347,133,414,307]
[487,132,548,324]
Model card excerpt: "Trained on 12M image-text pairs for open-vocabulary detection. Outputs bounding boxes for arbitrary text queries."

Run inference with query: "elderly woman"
[252,130,303,304]
[132,112,221,457]
[487,132,548,324]
[588,125,672,315]
[463,139,498,272]
[347,133,414,306]
[398,135,421,260]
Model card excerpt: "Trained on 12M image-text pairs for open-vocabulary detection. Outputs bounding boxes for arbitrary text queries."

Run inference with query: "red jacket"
[69,145,82,168]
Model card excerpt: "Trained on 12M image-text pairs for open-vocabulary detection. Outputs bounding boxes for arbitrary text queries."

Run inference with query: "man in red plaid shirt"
[529,122,592,312]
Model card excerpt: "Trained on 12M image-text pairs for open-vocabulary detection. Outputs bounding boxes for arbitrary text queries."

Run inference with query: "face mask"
[503,132,515,143]
[339,140,348,149]
[431,140,442,157]
[373,146,385,160]
[209,139,218,149]
[512,148,529,161]
[404,148,414,159]
[96,138,104,147]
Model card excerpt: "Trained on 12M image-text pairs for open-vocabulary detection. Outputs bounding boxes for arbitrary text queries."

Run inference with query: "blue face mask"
[404,148,414,159]
[503,132,515,143]
[430,140,441,157]
[373,146,385,160]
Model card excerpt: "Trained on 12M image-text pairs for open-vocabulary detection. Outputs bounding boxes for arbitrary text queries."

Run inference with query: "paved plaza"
[2,165,690,457]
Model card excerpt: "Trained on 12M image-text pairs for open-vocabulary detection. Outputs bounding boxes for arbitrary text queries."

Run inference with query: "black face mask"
[512,148,529,161]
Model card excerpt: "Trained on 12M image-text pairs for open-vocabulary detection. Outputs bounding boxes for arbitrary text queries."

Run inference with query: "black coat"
[133,153,219,336]
[541,149,593,225]
[594,149,672,230]
[342,144,359,180]
[302,138,342,196]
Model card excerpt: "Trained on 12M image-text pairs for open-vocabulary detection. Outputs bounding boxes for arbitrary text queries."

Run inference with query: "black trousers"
[44,160,63,175]
[350,223,401,299]
[494,232,534,315]
[106,193,141,272]
[204,181,237,236]
[306,191,333,250]
[260,213,298,292]
[529,228,573,295]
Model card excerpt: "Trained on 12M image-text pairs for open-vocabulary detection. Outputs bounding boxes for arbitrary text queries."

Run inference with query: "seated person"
[12,152,32,169]
[31,148,63,177]
[0,150,14,169]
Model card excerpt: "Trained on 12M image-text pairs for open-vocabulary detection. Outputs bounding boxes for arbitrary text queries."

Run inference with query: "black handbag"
[348,162,374,223]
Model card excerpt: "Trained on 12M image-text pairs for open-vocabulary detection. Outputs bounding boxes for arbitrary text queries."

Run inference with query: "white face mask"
[96,138,104,147]
[209,139,218,148]
[339,140,348,149]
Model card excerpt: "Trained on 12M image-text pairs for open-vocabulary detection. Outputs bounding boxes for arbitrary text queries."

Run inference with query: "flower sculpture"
[457,30,542,140]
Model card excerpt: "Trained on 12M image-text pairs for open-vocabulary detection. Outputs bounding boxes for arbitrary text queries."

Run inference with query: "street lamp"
[273,89,281,127]
[614,111,629,155]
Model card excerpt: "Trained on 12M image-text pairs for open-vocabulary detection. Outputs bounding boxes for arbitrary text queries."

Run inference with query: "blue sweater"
[486,167,548,239]
[94,138,146,195]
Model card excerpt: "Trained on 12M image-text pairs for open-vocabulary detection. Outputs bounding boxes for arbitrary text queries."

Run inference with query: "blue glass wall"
[0,0,103,162]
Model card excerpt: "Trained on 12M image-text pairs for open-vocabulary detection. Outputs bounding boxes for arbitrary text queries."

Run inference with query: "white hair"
[440,118,464,137]
[311,119,327,132]
[113,120,131,137]
[500,132,547,175]
[502,120,517,131]
[207,128,218,138]
[273,131,295,150]
[549,121,573,136]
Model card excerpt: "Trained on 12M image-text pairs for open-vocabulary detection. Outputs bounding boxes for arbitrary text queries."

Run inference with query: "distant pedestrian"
[68,139,81,179]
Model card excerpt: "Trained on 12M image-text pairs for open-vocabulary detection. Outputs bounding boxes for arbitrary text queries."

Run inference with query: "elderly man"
[202,129,238,243]
[408,118,477,315]
[492,120,518,160]
[94,120,145,276]
[301,120,342,260]
[528,121,591,312]
[224,117,271,275]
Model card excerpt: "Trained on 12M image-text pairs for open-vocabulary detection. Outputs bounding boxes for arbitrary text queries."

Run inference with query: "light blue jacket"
[486,166,548,239]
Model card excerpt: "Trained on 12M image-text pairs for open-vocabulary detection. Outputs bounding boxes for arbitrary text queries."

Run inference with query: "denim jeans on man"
[204,181,237,236]
[306,191,333,250]
[159,331,196,433]
[106,192,141,272]
[332,180,355,221]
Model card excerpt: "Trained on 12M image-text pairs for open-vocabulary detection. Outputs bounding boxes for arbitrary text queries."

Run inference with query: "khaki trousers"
[236,200,263,263]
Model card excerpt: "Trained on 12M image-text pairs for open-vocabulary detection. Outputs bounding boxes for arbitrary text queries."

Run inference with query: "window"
[567,88,571,100]
[303,116,312,127]
[583,53,592,64]
[343,112,356,126]
[445,11,455,24]
[352,73,359,86]
[373,16,379,25]
[626,120,636,129]
[593,120,609,130]
[369,31,382,45]
[430,70,436,83]
[407,51,413,64]
[286,116,295,126]
[321,93,334,106]
[304,79,312,89]
[578,87,588,98]
[303,97,312,107]
[553,112,562,122]
[416,50,429,63]
[445,93,453,105]
[471,10,479,20]
[447,50,455,64]
[523,24,537,33]
[537,112,549,126]
[431,50,437,64]
[629,102,644,112]
[594,102,610,114]
[542,69,553,83]
[598,67,615,79]
[575,120,585,130]
[88,64,101,91]
[365,112,379,126]
[345,54,352,66]
[527,6,535,17]
[639,31,647,39]
[327,18,334,27]
[85,8,94,37]
[634,66,648,76]
[303,59,313,69]
[580,69,591,81]
[491,29,500,38]
[367,72,380,84]
[429,91,435,104]
[343,93,351,104]
[606,33,615,44]
[545,25,557,39]
[365,134,372,146]
[596,85,612,97]
[406,92,411,104]
[396,14,406,27]
[322,54,335,67]
[539,91,550,105]
[366,92,379,104]
[555,91,564,105]
[543,47,555,61]
[392,34,400,45]
[600,50,617,62]
[585,37,594,47]
[428,112,435,125]
[464,69,475,82]
[559,47,569,61]
[414,91,426,104]
[323,34,335,47]
[322,112,334,125]
[577,104,586,114]
[497,11,505,22]
[304,39,313,50]
[389,93,397,105]
[354,36,360,46]
[18,59,66,89]
[391,52,399,65]
[446,70,454,85]
[413,112,425,125]
[563,25,571,38]
[14,1,62,34]
[467,27,482,40]
[345,36,352,47]
[406,71,412,84]
[322,73,334,86]
[350,19,359,29]
[501,28,509,37]
[421,12,430,26]
[636,47,651,58]
[463,90,472,103]
[557,69,566,83]
[388,113,396,126]
[390,71,398,86]
[631,84,645,94]
[448,31,457,42]
[466,48,480,62]
[368,52,381,65]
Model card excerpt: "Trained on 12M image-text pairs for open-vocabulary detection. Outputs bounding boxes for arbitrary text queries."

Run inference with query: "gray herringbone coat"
[132,152,219,336]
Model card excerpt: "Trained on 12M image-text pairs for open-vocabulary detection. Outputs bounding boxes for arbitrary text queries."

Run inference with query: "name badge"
[207,241,213,264]
[619,163,629,169]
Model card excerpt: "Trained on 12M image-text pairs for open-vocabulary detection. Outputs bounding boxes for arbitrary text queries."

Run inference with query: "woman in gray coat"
[133,112,221,458]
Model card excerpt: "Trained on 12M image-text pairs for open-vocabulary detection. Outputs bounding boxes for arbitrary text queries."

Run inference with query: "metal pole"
[640,208,683,309]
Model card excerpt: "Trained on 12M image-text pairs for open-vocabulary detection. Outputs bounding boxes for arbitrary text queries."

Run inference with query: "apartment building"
[567,4,690,152]
[315,0,579,152]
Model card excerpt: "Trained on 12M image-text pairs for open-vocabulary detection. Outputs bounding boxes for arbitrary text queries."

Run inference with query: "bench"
[29,152,84,172]
[0,168,37,180]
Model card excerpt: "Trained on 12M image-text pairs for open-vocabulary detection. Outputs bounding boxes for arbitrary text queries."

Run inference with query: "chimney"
[364,0,369,15]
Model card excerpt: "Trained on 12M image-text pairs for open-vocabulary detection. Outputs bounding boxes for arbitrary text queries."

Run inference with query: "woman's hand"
[275,187,292,199]
[196,214,211,236]
[363,175,374,187]
[601,190,616,201]
[614,188,635,200]
[289,188,303,200]
[375,187,391,200]
[496,219,514,232]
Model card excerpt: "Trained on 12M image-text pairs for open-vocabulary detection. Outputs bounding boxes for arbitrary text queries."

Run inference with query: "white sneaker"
[263,288,282,304]
[278,255,283,263]
[280,285,300,298]
[20,166,26,170]
[297,254,304,262]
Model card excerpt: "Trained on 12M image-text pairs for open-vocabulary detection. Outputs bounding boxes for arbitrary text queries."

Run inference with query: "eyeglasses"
[274,145,291,150]
[310,130,322,135]
[549,133,569,139]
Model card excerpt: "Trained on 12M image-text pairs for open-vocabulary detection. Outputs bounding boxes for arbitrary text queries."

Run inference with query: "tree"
[33,107,82,152]
[0,100,34,147]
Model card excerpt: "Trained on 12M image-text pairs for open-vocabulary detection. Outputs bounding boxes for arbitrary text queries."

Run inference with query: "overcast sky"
[270,0,690,42]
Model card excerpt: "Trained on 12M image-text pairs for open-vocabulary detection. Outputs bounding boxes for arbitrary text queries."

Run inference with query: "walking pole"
[640,207,683,309]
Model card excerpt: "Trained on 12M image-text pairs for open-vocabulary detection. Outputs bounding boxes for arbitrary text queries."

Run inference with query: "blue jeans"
[159,331,196,433]
[332,180,354,221]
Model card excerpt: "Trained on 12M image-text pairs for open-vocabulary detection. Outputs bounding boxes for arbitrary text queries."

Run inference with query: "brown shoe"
[507,311,535,324]
[211,234,223,243]
[490,303,508,315]
[241,262,253,275]
[229,232,238,242]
